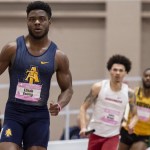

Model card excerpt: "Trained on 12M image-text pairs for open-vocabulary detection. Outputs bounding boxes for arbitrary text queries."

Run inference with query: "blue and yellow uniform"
[0,36,57,149]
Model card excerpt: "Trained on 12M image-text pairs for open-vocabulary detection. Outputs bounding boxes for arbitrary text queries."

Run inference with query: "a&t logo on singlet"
[25,66,40,84]
[5,129,12,137]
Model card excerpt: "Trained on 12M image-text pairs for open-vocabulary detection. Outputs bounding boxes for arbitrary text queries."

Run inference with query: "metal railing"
[0,77,141,140]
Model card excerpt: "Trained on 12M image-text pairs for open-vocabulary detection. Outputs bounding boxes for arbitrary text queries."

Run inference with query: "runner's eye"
[28,17,36,22]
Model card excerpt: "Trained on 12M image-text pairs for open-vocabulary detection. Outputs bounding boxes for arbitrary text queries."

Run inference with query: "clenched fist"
[49,102,61,116]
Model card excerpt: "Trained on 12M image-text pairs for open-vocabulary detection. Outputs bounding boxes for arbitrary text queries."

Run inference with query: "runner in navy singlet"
[0,1,73,150]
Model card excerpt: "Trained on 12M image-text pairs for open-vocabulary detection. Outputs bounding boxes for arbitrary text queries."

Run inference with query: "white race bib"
[15,82,42,102]
[137,106,150,121]
[99,107,121,126]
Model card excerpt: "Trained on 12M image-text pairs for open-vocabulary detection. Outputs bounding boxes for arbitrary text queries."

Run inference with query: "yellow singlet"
[126,87,150,135]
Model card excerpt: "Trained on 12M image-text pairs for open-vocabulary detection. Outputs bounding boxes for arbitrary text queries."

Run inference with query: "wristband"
[57,103,61,111]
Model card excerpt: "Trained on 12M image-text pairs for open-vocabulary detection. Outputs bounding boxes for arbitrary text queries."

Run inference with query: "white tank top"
[88,80,129,137]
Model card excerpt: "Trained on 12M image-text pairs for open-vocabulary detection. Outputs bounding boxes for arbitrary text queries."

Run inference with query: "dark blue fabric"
[8,36,57,106]
[0,101,50,149]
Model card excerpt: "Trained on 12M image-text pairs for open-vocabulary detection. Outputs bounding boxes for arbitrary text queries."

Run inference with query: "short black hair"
[26,1,52,19]
[143,68,150,74]
[107,54,131,73]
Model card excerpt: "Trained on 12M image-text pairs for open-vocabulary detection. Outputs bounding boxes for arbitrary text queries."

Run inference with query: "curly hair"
[107,54,131,73]
[26,1,52,19]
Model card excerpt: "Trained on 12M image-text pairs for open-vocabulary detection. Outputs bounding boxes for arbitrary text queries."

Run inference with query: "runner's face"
[109,64,127,83]
[142,69,150,89]
[27,10,50,39]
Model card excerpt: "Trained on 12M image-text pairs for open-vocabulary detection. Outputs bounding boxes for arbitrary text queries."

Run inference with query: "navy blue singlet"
[8,36,57,106]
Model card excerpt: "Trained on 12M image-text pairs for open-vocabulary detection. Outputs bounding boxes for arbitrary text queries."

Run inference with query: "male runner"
[0,1,73,150]
[79,54,138,150]
[118,68,150,150]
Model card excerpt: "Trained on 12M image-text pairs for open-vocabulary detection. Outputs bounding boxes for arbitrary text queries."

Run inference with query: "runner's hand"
[49,102,61,116]
[79,128,89,138]
[128,125,134,134]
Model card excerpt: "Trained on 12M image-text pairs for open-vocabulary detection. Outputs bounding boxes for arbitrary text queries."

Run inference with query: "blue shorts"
[0,102,50,149]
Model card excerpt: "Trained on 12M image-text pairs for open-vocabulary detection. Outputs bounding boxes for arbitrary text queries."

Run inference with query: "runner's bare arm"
[49,50,73,116]
[79,82,101,136]
[128,89,138,130]
[0,42,16,75]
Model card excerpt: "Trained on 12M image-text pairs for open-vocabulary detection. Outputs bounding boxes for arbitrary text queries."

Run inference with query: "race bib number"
[100,107,121,126]
[137,106,150,121]
[15,82,42,102]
